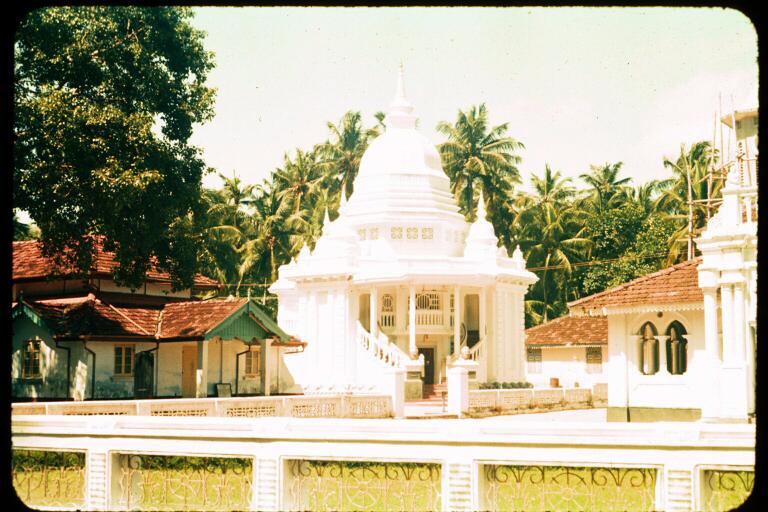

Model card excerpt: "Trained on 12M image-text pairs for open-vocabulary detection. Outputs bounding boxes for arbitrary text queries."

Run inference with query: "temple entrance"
[419,348,435,385]
[181,345,197,398]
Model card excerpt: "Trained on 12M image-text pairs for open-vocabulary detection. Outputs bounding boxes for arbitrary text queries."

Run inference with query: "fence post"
[386,368,405,418]
[86,449,109,510]
[447,366,469,417]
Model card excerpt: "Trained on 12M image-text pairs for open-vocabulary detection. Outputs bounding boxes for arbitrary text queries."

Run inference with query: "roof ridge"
[568,257,701,308]
[155,309,164,338]
[102,299,151,336]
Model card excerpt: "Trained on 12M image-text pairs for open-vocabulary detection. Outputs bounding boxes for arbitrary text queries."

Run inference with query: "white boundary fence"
[11,394,393,419]
[11,414,755,511]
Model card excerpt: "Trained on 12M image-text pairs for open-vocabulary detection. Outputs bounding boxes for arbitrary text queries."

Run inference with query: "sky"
[188,7,757,194]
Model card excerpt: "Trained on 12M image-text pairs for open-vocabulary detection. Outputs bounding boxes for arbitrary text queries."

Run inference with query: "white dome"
[342,68,465,226]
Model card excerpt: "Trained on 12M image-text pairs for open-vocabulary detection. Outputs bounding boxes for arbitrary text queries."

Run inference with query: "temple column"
[370,286,378,339]
[453,286,461,352]
[733,283,745,361]
[409,285,416,358]
[720,284,734,363]
[701,287,721,419]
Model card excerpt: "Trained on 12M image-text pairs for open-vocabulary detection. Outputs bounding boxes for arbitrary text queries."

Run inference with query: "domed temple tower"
[270,68,537,397]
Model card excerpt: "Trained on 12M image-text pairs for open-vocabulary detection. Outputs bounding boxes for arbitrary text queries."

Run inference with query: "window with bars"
[245,349,261,376]
[586,347,602,373]
[381,294,394,312]
[114,345,135,376]
[526,347,542,374]
[415,293,440,310]
[22,339,42,379]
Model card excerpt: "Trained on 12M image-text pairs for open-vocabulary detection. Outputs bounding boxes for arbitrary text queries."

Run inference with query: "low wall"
[10,414,755,511]
[469,385,604,415]
[11,394,393,419]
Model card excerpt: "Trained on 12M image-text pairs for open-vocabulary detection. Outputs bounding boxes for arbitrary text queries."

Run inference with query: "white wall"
[526,346,607,388]
[608,309,705,411]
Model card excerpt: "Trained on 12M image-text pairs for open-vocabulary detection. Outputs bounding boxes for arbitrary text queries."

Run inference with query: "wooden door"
[134,351,154,398]
[181,345,197,398]
[419,348,435,385]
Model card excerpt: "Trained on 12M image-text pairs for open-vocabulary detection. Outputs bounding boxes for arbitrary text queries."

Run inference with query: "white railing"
[356,321,409,370]
[379,312,395,329]
[11,394,393,419]
[415,310,443,326]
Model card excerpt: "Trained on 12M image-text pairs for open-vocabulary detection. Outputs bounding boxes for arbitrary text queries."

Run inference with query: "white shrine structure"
[270,69,538,398]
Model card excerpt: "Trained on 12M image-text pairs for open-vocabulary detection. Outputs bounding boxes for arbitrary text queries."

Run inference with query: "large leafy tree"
[14,7,215,289]
[436,104,523,225]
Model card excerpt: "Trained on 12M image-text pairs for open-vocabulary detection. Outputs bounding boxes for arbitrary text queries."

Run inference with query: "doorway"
[181,345,197,398]
[418,347,435,385]
[134,351,154,398]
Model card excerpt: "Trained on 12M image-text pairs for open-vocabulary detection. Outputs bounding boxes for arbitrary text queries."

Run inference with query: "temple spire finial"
[477,188,487,220]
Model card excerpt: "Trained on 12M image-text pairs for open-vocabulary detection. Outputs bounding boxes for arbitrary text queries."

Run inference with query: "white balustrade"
[11,394,393,419]
[356,320,411,370]
[379,312,395,329]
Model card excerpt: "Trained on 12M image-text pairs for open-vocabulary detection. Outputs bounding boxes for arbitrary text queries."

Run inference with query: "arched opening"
[665,321,688,375]
[638,322,659,375]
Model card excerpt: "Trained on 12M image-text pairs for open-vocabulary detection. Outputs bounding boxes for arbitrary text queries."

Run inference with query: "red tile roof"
[159,299,247,339]
[525,315,607,346]
[12,240,218,288]
[18,295,272,341]
[568,258,703,313]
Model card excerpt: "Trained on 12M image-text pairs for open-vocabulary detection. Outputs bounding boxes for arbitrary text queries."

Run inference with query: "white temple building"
[270,69,538,398]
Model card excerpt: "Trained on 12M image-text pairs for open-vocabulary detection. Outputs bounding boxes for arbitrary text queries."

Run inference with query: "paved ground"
[479,407,607,422]
[403,405,608,421]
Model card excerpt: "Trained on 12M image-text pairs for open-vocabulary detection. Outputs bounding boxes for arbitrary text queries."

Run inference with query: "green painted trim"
[246,300,291,341]
[607,406,702,422]
[205,301,250,339]
[11,302,54,333]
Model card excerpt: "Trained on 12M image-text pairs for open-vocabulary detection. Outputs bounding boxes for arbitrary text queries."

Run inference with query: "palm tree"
[578,162,632,215]
[273,149,325,215]
[245,181,295,283]
[515,165,591,323]
[436,104,523,223]
[316,111,381,201]
[654,141,721,263]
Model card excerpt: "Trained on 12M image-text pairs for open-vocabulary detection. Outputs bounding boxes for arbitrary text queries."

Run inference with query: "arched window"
[638,322,659,375]
[665,321,688,375]
[381,294,394,313]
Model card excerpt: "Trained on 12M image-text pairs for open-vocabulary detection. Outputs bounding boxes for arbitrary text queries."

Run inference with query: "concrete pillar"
[253,456,279,511]
[86,450,109,510]
[454,286,461,351]
[409,285,416,358]
[447,365,469,416]
[733,283,745,360]
[479,286,487,342]
[196,339,208,398]
[445,461,473,512]
[386,368,405,418]
[370,286,378,339]
[261,339,271,396]
[721,284,734,363]
[655,336,670,375]
[702,288,721,419]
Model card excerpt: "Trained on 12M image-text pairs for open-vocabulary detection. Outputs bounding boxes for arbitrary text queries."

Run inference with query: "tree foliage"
[14,6,215,289]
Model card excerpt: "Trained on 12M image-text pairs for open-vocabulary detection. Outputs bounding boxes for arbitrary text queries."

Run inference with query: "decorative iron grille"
[702,469,754,511]
[12,449,86,509]
[483,464,657,511]
[116,454,252,511]
[286,460,441,511]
